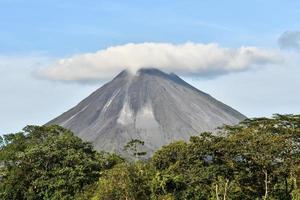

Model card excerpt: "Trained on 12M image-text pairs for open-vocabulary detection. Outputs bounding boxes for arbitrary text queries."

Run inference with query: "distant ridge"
[48,68,246,156]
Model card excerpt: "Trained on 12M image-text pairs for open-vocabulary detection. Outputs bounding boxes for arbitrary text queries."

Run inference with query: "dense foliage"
[91,114,300,200]
[0,125,122,200]
[0,114,299,199]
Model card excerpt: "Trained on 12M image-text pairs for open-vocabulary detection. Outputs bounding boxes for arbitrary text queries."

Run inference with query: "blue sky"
[0,0,300,134]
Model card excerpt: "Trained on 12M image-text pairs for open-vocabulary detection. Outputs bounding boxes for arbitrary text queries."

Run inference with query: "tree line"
[0,114,299,199]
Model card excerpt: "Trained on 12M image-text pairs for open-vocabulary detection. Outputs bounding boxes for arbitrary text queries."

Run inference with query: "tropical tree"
[0,125,117,200]
[124,139,147,160]
[92,162,153,200]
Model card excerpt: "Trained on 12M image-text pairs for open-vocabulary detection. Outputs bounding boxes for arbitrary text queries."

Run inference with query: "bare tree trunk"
[223,179,229,200]
[285,175,288,197]
[215,184,220,200]
[293,176,298,190]
[264,170,268,200]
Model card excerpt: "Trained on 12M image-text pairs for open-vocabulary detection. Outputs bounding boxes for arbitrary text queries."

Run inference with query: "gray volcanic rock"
[48,68,246,156]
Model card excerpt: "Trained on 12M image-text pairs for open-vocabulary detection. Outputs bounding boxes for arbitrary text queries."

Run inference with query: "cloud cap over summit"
[39,42,282,83]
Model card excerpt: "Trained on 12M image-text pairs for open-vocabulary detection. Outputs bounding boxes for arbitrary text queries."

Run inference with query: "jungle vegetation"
[0,114,299,200]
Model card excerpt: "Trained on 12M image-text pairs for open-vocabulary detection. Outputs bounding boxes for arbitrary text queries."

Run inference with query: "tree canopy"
[91,114,300,199]
[0,125,122,200]
[0,114,299,199]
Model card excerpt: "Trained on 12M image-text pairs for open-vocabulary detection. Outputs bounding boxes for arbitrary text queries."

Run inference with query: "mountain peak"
[48,68,246,157]
[137,67,167,75]
[114,68,168,80]
[114,69,132,79]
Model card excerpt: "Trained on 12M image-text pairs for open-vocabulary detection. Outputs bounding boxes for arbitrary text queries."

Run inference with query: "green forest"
[0,114,299,200]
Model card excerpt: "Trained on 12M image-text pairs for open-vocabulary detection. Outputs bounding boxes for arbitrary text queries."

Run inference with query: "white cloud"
[39,42,283,82]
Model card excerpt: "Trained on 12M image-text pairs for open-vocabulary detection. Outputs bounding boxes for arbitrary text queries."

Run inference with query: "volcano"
[48,68,246,156]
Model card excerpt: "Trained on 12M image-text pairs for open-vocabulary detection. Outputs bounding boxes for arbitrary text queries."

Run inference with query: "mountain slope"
[48,68,246,156]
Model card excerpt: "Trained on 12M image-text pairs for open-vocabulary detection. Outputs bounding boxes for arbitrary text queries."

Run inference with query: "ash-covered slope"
[48,68,246,156]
